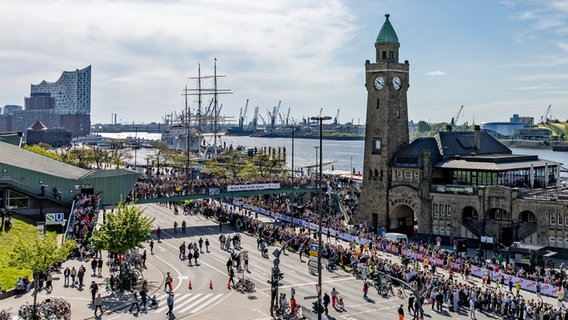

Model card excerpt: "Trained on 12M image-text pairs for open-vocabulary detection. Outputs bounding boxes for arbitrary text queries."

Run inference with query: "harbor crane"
[285,107,291,125]
[258,113,267,127]
[450,105,464,127]
[252,106,259,129]
[334,109,340,125]
[540,104,551,124]
[268,100,281,128]
[238,99,248,128]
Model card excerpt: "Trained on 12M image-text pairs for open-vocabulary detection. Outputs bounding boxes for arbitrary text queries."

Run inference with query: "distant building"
[480,121,527,138]
[511,114,534,126]
[9,66,91,139]
[25,92,55,111]
[514,127,553,141]
[12,109,61,134]
[30,66,91,116]
[26,120,72,147]
[3,105,22,115]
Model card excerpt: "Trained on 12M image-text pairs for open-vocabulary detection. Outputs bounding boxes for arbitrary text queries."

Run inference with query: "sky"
[1,0,567,126]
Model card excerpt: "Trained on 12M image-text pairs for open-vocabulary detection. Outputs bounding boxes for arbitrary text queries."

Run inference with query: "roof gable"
[435,131,512,156]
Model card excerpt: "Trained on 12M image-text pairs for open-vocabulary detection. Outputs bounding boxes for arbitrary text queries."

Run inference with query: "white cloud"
[426,70,445,76]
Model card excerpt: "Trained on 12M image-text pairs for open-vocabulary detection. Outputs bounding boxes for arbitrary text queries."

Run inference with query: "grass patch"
[0,214,39,290]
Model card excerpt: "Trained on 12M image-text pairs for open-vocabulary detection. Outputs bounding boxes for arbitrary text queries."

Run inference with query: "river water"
[100,132,566,173]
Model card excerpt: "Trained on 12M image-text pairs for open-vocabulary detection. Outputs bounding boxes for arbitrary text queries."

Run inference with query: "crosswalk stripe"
[154,293,202,313]
[177,293,216,313]
[171,293,204,310]
[188,293,224,314]
[154,293,196,313]
[152,292,225,314]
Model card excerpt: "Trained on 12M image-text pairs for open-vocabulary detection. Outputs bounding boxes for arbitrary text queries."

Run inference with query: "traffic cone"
[227,279,231,290]
[209,280,213,290]
[188,280,192,290]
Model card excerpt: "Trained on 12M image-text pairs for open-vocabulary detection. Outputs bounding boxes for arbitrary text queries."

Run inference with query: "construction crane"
[450,105,464,127]
[240,99,248,128]
[258,113,267,126]
[540,104,551,124]
[237,108,243,127]
[252,106,259,129]
[334,109,340,125]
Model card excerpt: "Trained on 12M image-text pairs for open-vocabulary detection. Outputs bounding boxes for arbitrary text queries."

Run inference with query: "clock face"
[373,76,385,91]
[392,76,402,91]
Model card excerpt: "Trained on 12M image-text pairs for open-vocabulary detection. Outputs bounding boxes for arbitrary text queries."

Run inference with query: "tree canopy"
[90,202,154,254]
[10,233,76,275]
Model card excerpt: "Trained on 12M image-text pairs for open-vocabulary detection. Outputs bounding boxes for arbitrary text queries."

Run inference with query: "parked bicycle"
[0,308,12,320]
[233,277,255,293]
[18,298,71,320]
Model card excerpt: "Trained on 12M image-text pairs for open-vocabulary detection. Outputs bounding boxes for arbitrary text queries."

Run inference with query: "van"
[383,232,408,243]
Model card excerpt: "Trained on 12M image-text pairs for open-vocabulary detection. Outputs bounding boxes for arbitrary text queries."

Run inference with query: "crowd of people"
[127,167,321,201]
[65,193,101,260]
[63,165,568,319]
[189,197,568,319]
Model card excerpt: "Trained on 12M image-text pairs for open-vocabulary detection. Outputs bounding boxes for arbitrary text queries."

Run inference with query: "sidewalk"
[0,253,165,319]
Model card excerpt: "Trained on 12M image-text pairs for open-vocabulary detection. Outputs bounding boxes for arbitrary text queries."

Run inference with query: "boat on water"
[72,134,115,148]
[162,60,231,155]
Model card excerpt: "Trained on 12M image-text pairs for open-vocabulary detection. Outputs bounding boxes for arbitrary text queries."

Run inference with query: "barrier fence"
[232,199,561,298]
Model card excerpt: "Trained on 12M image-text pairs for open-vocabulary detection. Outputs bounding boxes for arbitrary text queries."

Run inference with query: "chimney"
[474,125,481,150]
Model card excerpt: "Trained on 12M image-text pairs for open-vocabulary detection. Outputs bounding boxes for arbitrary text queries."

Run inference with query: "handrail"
[134,187,323,204]
[63,200,76,243]
[0,177,74,203]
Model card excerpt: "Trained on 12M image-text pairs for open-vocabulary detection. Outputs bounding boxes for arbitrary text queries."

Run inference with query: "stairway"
[462,217,481,237]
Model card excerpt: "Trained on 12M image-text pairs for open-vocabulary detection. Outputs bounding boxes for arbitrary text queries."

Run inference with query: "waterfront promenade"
[1,202,567,320]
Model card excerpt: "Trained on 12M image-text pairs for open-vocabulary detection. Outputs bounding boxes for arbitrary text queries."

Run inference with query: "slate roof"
[391,129,532,169]
[434,131,511,157]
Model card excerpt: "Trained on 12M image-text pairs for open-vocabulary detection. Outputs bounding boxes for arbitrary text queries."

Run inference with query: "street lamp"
[134,126,139,170]
[314,146,319,177]
[310,115,331,320]
[288,125,300,223]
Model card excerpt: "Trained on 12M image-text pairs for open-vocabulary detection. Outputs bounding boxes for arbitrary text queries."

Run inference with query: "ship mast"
[187,59,232,157]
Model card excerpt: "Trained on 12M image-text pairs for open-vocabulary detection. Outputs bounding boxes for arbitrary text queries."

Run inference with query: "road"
[0,203,556,319]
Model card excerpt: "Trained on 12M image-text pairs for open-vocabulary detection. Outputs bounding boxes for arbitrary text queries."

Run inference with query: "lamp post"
[134,126,139,170]
[288,125,299,223]
[314,146,319,177]
[310,115,331,320]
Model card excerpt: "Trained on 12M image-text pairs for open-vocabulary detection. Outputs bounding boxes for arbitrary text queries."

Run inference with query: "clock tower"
[358,14,410,232]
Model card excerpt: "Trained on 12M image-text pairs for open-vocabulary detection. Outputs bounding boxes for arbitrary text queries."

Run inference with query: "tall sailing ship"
[161,60,232,156]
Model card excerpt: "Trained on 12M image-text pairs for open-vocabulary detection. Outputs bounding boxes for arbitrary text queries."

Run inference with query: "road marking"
[153,254,184,292]
[264,277,353,290]
[181,293,223,313]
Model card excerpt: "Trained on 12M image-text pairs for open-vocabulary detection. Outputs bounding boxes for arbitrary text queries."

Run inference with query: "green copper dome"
[376,14,399,44]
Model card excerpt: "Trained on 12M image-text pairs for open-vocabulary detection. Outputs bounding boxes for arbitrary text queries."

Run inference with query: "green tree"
[90,202,154,258]
[108,142,132,168]
[61,146,93,168]
[10,233,76,319]
[220,150,248,181]
[91,147,111,170]
[416,120,431,133]
[253,151,285,178]
[23,144,63,162]
[145,141,170,172]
